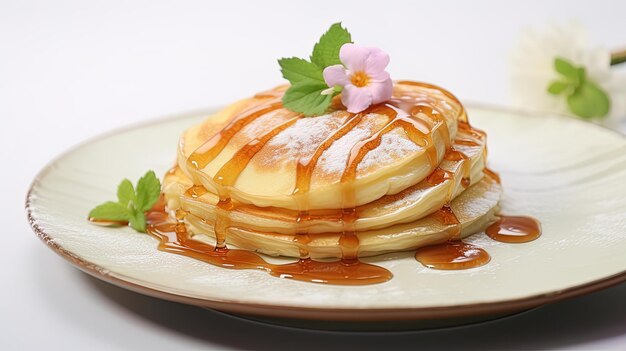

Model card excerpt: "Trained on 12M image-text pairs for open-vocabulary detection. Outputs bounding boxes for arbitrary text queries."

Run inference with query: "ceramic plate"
[26,106,626,324]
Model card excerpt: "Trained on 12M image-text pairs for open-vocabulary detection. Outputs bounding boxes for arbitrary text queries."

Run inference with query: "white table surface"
[2,1,625,349]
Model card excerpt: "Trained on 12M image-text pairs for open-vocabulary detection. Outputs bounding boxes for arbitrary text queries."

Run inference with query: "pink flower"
[322,43,393,113]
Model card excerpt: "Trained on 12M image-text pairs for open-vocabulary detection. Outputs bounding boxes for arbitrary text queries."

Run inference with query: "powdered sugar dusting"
[357,129,421,173]
[315,118,374,176]
[252,114,346,167]
[272,114,343,160]
[241,110,291,141]
[315,117,423,179]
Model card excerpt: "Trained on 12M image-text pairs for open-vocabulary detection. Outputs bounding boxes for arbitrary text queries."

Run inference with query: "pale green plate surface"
[26,106,626,321]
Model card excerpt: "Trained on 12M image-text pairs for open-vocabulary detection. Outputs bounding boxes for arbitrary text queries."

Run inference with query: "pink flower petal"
[323,64,349,87]
[342,84,373,113]
[368,78,393,104]
[364,48,390,77]
[368,70,390,82]
[339,43,370,71]
[331,43,393,112]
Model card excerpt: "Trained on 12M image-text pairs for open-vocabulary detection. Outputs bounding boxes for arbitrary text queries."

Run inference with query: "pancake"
[184,176,500,258]
[162,81,502,259]
[164,128,488,234]
[177,82,462,210]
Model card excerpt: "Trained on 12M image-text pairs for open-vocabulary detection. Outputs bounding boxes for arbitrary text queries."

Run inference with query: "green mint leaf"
[89,201,131,221]
[117,179,135,206]
[279,57,324,84]
[567,80,610,119]
[128,209,147,233]
[88,170,161,233]
[135,170,161,212]
[310,22,352,68]
[277,23,352,116]
[547,81,570,95]
[282,81,333,116]
[554,57,578,80]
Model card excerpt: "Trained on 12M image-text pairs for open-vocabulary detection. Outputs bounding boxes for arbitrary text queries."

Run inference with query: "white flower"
[509,21,626,125]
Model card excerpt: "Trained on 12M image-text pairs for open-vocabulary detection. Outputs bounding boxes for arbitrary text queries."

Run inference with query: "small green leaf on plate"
[117,179,135,206]
[89,201,131,221]
[88,170,161,233]
[128,209,147,233]
[135,170,161,212]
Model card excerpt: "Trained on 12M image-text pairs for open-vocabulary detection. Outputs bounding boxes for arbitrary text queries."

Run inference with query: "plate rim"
[25,103,626,322]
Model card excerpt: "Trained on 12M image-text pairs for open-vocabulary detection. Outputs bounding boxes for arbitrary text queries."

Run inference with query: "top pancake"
[178,82,465,210]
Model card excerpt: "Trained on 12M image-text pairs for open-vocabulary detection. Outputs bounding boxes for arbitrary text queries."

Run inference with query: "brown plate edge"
[25,104,626,322]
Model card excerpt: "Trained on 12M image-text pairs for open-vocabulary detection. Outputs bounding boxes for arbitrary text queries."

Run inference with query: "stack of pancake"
[162,81,501,259]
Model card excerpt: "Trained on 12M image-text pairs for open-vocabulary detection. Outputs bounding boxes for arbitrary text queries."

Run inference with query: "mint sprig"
[547,57,610,119]
[311,23,352,68]
[89,170,161,232]
[278,23,352,116]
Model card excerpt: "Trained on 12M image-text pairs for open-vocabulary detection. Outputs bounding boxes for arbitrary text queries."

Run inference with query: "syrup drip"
[454,138,480,147]
[486,215,541,243]
[292,111,367,259]
[88,218,128,227]
[483,167,501,184]
[187,100,283,170]
[415,242,491,270]
[406,103,451,149]
[145,200,392,285]
[431,204,462,239]
[458,121,486,139]
[184,184,209,198]
[426,168,453,186]
[397,80,468,123]
[444,148,471,188]
[337,103,444,261]
[211,116,299,249]
[415,204,490,270]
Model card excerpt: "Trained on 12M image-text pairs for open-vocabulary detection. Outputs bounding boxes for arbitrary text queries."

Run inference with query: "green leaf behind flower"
[310,23,352,68]
[282,81,333,116]
[278,23,352,116]
[279,57,324,83]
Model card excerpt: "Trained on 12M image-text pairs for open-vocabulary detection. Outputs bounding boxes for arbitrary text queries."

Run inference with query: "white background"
[2,0,625,349]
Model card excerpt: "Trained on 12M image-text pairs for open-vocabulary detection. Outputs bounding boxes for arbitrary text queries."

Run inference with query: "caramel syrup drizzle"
[414,203,491,270]
[483,167,501,184]
[444,148,471,188]
[336,101,453,260]
[415,242,491,270]
[145,201,391,285]
[486,215,541,243]
[397,80,469,124]
[187,100,283,170]
[292,110,368,259]
[141,81,541,284]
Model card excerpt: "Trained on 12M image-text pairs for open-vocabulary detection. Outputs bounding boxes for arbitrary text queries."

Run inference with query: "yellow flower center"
[350,71,370,87]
